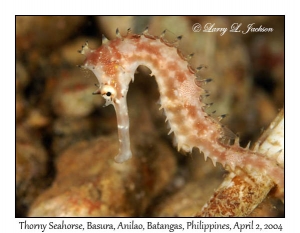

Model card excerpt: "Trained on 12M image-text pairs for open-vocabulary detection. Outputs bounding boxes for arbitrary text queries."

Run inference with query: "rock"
[52,117,96,155]
[150,152,224,216]
[16,16,86,53]
[16,125,49,216]
[28,134,177,217]
[51,70,104,118]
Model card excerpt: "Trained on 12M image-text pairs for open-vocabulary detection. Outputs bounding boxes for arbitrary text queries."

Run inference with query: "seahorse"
[78,28,284,200]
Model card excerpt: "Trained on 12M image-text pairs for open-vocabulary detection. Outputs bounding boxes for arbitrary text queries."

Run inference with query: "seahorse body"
[79,29,284,199]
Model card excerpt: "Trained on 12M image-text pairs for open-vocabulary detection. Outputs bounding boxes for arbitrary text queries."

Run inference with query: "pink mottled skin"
[79,30,284,200]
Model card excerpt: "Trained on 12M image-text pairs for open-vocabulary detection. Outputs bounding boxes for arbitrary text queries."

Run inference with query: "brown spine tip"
[143,26,149,34]
[218,114,227,121]
[142,27,156,40]
[116,28,121,38]
[171,35,183,48]
[204,103,213,108]
[205,78,212,83]
[194,78,213,87]
[196,64,208,71]
[160,29,167,38]
[187,53,195,61]
[177,35,183,40]
[200,94,210,100]
[78,41,90,55]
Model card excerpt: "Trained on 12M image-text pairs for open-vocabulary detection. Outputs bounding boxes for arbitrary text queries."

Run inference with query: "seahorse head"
[79,40,133,163]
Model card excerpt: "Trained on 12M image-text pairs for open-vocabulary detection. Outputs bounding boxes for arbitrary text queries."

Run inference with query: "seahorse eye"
[101,85,117,100]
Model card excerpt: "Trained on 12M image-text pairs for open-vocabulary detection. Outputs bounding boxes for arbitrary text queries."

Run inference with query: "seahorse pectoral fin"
[113,96,132,163]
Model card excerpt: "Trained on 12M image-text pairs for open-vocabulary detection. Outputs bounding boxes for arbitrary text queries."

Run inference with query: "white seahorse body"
[79,30,284,199]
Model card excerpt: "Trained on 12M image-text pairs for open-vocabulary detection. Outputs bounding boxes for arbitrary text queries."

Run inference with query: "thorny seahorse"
[78,28,284,200]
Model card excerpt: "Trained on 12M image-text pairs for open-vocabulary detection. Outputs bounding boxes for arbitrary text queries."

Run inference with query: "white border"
[2,0,298,232]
